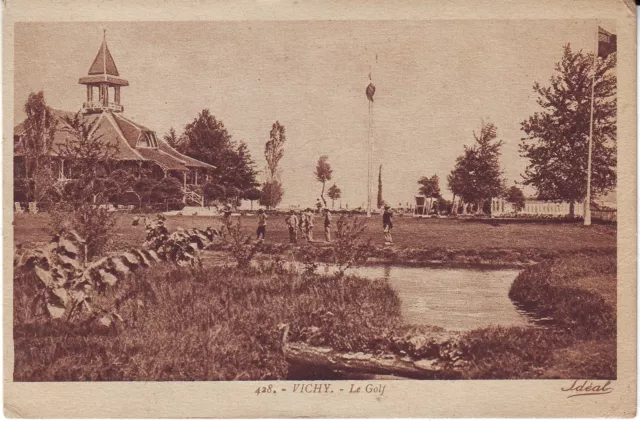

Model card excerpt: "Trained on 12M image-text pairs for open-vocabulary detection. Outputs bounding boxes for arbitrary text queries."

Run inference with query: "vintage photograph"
[11,18,618,385]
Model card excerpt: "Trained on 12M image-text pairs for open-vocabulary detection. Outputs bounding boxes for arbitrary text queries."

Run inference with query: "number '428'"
[255,384,274,395]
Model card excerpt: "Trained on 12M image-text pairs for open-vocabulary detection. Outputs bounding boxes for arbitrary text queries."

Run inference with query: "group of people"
[284,207,332,243]
[253,207,332,243]
[254,203,394,246]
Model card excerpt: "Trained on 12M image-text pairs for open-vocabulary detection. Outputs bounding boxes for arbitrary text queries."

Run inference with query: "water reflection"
[343,265,531,331]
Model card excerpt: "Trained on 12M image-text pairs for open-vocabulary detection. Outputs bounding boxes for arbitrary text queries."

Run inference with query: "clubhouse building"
[13,33,214,206]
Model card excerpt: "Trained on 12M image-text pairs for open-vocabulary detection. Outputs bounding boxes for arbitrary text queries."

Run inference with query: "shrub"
[332,215,371,274]
[151,176,183,203]
[222,217,260,268]
[49,202,119,260]
[509,252,616,340]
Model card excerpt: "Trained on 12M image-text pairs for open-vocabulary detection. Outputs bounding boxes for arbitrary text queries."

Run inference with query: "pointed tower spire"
[87,30,120,76]
[79,31,129,114]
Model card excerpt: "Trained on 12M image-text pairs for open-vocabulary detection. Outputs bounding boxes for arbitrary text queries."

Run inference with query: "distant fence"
[591,210,617,223]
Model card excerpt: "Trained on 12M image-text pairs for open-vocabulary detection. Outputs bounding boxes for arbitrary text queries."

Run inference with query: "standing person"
[316,199,322,213]
[305,208,315,242]
[220,208,232,238]
[382,205,394,245]
[256,209,267,241]
[286,210,298,244]
[323,208,332,242]
[298,210,307,240]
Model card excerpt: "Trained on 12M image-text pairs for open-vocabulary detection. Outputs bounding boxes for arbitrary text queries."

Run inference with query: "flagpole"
[584,26,598,226]
[367,100,372,217]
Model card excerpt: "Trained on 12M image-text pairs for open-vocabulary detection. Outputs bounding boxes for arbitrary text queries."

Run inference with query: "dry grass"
[13,264,401,381]
[14,212,616,254]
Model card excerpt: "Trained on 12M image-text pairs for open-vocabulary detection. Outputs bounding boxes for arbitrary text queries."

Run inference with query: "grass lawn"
[458,252,617,379]
[13,212,616,253]
[14,265,402,381]
[12,212,617,380]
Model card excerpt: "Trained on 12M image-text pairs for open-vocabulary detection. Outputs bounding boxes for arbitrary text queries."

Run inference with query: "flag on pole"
[366,82,375,102]
[597,27,616,58]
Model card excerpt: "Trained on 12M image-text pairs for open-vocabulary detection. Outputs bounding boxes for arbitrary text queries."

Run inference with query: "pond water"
[339,265,530,331]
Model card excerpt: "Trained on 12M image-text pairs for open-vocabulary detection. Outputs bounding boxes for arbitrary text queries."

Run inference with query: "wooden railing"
[184,188,204,207]
[82,101,124,113]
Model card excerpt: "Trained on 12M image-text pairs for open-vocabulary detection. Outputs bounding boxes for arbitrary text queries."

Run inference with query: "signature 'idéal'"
[561,380,613,398]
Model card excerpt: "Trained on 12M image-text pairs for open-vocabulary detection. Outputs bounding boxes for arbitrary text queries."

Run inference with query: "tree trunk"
[569,200,575,217]
[451,194,457,215]
[320,181,327,207]
[283,341,454,380]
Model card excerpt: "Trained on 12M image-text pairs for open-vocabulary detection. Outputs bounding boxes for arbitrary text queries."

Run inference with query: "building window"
[139,131,159,148]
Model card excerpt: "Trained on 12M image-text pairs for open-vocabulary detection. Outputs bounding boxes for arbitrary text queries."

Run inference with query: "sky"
[14,20,610,208]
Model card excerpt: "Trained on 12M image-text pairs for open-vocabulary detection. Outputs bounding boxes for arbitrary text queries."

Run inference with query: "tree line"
[416,44,616,216]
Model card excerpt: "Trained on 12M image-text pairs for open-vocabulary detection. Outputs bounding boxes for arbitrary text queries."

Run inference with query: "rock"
[413,359,440,371]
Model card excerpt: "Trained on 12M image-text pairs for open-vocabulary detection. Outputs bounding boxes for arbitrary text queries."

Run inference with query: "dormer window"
[139,131,158,148]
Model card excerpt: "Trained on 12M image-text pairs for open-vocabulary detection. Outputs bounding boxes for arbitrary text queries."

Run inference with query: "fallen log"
[283,341,459,380]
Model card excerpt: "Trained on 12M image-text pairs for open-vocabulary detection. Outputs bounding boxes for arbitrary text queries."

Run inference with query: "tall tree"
[229,142,260,196]
[203,182,226,205]
[178,109,258,193]
[52,112,120,258]
[58,112,119,203]
[265,121,286,181]
[328,183,342,209]
[448,122,505,213]
[505,185,526,213]
[376,165,383,209]
[22,92,57,202]
[260,180,284,210]
[264,121,286,207]
[163,127,183,149]
[418,174,441,213]
[520,44,617,216]
[314,155,333,207]
[244,187,262,210]
[447,170,465,215]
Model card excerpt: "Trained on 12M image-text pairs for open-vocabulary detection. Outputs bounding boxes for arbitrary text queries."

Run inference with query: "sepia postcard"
[3,0,636,418]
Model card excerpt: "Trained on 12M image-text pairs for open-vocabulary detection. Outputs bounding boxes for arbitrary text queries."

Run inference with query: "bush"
[49,203,119,259]
[509,252,616,340]
[151,176,183,203]
[222,217,260,268]
[333,215,371,274]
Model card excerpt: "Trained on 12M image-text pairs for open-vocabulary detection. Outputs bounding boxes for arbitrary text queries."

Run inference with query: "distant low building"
[491,198,585,217]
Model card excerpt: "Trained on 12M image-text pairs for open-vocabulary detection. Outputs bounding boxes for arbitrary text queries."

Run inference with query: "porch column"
[194,169,198,185]
[59,159,64,179]
[183,172,187,204]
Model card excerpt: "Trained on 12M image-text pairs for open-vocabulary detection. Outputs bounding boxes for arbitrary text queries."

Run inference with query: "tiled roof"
[91,114,147,161]
[78,75,129,86]
[14,110,145,161]
[137,148,188,171]
[111,113,142,148]
[15,110,214,170]
[88,37,120,76]
[158,140,216,169]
